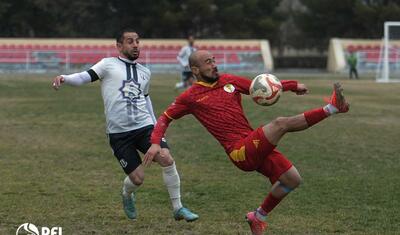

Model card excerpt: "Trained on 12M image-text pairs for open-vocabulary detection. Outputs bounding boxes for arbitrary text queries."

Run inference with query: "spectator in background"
[347,51,359,79]
[175,35,197,89]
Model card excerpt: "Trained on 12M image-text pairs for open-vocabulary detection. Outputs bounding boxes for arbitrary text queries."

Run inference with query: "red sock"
[303,107,328,127]
[261,193,282,214]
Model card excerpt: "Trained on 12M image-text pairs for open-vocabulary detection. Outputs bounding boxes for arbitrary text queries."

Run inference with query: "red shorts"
[227,127,293,184]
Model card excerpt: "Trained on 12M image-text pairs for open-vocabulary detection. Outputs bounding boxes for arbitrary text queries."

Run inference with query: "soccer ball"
[249,73,282,106]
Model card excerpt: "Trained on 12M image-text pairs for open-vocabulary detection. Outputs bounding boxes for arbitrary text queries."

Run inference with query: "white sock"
[122,176,139,197]
[162,162,183,211]
[323,104,338,116]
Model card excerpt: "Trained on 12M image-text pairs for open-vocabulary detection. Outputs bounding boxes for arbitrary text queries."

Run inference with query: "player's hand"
[52,75,65,90]
[295,83,308,95]
[143,144,161,167]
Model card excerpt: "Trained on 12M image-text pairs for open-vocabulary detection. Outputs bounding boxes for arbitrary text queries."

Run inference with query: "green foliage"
[296,0,400,49]
[1,0,399,49]
[0,0,282,40]
[214,0,282,40]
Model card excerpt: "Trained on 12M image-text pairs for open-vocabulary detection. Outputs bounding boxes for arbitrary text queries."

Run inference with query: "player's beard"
[201,69,219,83]
[124,49,139,61]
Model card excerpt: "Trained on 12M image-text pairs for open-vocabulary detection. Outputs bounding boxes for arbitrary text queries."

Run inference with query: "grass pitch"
[0,73,399,234]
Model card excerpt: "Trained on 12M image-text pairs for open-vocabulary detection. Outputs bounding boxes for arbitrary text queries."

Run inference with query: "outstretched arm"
[143,93,191,166]
[53,59,105,90]
[52,70,96,90]
[281,80,308,95]
[143,94,190,166]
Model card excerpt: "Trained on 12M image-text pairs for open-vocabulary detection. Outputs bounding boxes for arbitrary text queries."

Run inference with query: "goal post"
[376,21,400,83]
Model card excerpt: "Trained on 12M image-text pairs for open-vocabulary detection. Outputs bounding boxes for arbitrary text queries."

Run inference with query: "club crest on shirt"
[119,79,142,102]
[223,84,235,93]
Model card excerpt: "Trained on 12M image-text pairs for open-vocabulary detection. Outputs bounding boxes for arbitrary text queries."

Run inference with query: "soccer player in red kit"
[144,50,349,234]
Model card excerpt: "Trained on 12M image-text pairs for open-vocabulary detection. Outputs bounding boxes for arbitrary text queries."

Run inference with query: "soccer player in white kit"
[175,35,196,89]
[52,29,198,222]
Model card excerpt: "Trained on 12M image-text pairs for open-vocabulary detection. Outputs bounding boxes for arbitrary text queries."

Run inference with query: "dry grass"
[1,73,399,234]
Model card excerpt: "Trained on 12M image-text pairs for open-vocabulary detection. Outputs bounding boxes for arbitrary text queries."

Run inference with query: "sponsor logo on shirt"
[253,140,260,149]
[196,95,209,102]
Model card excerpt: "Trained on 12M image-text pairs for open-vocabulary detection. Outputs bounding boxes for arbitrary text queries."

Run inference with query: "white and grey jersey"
[177,45,196,71]
[89,57,155,134]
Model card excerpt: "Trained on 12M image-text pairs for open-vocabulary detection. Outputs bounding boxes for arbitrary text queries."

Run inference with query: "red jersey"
[151,74,298,153]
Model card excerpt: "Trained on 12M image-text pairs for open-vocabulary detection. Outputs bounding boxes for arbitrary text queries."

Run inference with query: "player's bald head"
[189,50,219,83]
[189,50,210,68]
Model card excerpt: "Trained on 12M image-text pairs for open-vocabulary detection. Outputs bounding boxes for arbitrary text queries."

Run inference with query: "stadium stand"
[327,38,400,73]
[0,39,273,73]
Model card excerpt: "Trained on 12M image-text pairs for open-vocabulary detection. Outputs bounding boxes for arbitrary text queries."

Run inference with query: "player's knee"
[129,172,144,185]
[161,156,174,166]
[288,173,302,189]
[291,175,302,189]
[271,117,290,133]
[159,149,174,165]
[279,177,301,194]
[280,169,302,191]
[131,176,144,185]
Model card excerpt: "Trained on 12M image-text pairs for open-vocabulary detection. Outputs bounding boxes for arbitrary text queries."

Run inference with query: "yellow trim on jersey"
[195,81,218,88]
[164,112,174,120]
[229,146,246,162]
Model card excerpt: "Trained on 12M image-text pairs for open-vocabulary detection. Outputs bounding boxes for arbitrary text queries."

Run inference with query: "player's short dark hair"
[115,28,137,43]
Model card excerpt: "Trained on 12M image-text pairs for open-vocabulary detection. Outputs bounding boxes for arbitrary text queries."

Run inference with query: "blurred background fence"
[0,40,269,74]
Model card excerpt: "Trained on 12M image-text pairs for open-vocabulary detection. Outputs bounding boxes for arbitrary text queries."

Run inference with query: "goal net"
[376,22,400,82]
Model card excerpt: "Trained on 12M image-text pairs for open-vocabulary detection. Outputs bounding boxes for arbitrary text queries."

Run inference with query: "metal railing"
[0,49,266,74]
